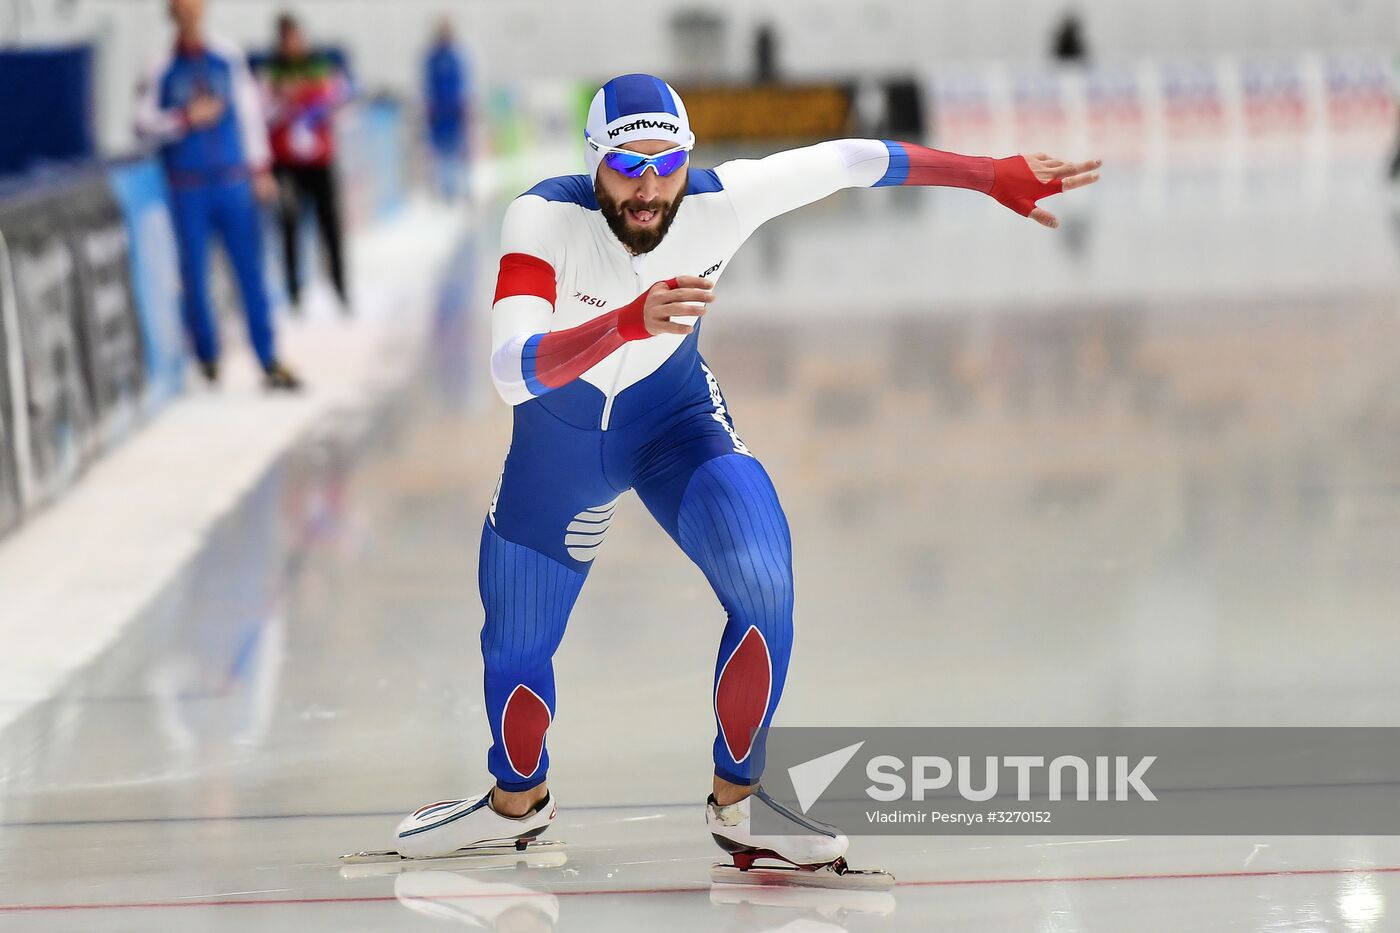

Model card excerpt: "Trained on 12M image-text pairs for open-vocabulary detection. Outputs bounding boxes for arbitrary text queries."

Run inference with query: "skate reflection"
[394,869,561,931]
[709,881,897,931]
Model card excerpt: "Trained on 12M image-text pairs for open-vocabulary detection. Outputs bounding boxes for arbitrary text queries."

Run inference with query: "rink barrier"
[106,158,185,407]
[0,178,103,516]
[58,171,147,450]
[0,167,153,528]
[0,227,26,535]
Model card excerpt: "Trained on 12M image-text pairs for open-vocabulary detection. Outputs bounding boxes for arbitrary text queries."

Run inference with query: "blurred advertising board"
[927,51,1396,163]
[59,173,146,447]
[0,248,18,536]
[678,83,853,142]
[0,168,152,528]
[0,184,95,509]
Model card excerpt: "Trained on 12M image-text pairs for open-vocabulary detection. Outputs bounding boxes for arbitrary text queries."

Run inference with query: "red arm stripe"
[901,144,994,191]
[494,252,556,305]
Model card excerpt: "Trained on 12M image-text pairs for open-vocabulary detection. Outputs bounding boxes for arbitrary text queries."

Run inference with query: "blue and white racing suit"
[482,139,1003,791]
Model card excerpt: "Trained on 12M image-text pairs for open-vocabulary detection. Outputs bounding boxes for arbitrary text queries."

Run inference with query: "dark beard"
[595,176,685,255]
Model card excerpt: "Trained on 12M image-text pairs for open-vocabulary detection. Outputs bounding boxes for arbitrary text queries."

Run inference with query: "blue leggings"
[169,179,276,368]
[480,357,792,791]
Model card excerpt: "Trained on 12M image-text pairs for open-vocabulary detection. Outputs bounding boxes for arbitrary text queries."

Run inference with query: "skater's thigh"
[489,408,622,572]
[634,426,791,568]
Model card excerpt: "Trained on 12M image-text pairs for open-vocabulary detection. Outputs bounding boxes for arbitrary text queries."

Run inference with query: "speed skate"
[342,789,561,863]
[707,788,894,891]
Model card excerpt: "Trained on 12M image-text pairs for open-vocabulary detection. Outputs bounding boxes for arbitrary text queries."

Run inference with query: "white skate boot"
[707,787,893,890]
[341,789,561,863]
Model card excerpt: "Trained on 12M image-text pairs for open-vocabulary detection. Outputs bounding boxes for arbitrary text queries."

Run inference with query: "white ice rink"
[3,144,1400,930]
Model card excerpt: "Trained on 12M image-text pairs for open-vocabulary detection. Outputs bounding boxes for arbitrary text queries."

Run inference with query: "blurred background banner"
[0,241,18,537]
[0,46,95,176]
[0,181,94,511]
[57,172,145,449]
[926,52,1396,164]
[679,84,855,141]
[0,169,145,514]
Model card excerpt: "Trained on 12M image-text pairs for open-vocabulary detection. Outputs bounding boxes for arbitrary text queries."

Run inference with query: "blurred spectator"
[135,0,300,391]
[423,18,471,202]
[754,23,778,84]
[262,13,353,314]
[1051,10,1090,66]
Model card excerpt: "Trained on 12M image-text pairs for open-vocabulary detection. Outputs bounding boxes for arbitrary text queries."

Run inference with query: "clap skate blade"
[341,833,564,864]
[340,846,567,879]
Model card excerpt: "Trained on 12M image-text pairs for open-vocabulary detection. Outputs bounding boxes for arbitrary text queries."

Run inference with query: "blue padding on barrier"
[356,99,406,219]
[107,158,187,406]
[0,46,96,178]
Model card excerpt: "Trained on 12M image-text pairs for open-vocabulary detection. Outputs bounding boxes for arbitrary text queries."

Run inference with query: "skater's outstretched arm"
[715,140,1101,237]
[489,197,715,405]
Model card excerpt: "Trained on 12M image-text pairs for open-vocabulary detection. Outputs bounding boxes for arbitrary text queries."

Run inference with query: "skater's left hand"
[991,153,1102,229]
[253,170,279,204]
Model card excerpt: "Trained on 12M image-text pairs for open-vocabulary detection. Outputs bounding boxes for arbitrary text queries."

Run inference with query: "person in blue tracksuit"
[423,18,471,202]
[135,0,300,390]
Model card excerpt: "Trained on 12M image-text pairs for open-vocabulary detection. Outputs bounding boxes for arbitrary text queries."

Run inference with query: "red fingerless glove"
[989,156,1062,217]
[617,277,679,341]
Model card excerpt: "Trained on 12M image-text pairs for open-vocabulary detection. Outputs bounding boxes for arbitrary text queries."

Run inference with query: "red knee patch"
[502,684,551,778]
[715,626,773,764]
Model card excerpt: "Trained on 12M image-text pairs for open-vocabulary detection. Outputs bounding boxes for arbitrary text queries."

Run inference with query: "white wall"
[9,0,1400,152]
